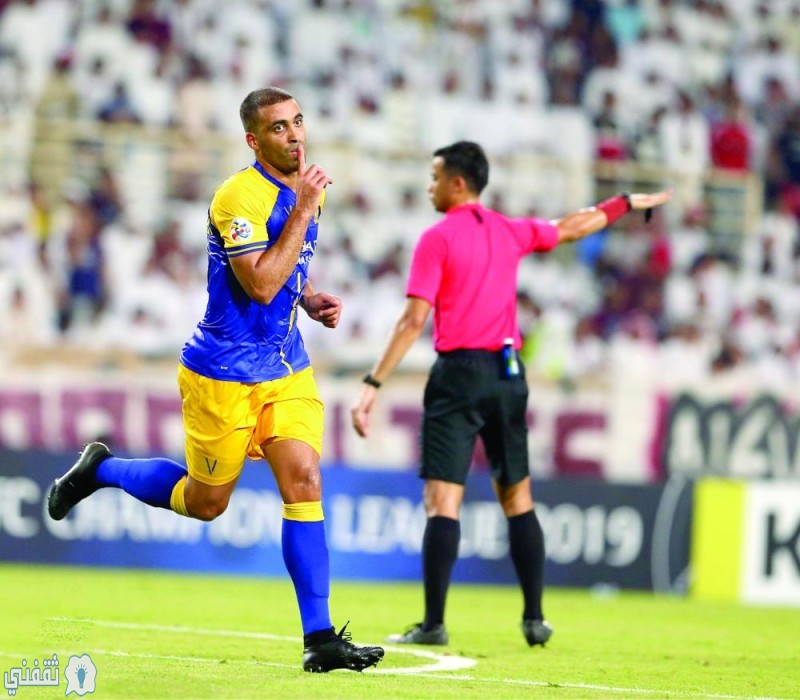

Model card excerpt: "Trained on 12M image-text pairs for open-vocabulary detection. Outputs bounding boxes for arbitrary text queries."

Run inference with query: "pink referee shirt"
[406,202,559,352]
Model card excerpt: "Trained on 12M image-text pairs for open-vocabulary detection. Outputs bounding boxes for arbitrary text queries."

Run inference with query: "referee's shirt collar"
[446,201,482,215]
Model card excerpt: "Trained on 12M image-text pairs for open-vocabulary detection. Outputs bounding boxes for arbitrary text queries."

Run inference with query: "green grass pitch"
[1,563,798,699]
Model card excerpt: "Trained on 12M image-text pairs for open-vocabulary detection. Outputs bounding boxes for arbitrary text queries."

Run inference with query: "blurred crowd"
[1,0,800,388]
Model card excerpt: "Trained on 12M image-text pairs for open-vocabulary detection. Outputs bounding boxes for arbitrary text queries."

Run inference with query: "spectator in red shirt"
[710,98,751,172]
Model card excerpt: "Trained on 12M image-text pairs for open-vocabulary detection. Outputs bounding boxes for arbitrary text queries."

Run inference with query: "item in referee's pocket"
[502,338,520,378]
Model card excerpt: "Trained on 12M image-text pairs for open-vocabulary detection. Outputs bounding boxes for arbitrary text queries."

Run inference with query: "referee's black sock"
[422,516,460,630]
[508,509,545,621]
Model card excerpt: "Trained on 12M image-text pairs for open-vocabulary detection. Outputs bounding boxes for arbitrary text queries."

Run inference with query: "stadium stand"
[0,0,798,387]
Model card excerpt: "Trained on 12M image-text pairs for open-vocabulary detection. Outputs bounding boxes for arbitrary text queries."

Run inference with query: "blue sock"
[95,456,187,509]
[282,517,332,635]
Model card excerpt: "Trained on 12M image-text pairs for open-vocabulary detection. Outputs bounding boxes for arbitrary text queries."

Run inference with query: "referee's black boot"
[302,623,384,673]
[386,623,448,645]
[47,442,112,520]
[522,619,553,647]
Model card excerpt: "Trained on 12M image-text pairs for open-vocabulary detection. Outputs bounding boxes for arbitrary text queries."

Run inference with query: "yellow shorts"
[177,364,324,486]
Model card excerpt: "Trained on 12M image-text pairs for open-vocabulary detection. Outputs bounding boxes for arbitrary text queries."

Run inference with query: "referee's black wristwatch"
[363,373,382,389]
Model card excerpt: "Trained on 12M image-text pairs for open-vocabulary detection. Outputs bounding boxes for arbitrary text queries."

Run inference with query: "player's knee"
[296,471,322,500]
[193,501,228,521]
[279,466,322,502]
[186,495,229,521]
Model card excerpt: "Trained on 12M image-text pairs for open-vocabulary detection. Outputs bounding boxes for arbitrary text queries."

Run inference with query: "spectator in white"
[659,89,710,208]
[750,342,794,391]
[657,322,713,386]
[641,0,677,31]
[733,296,782,360]
[625,24,687,90]
[678,1,733,86]
[0,0,71,101]
[0,48,34,118]
[72,5,132,97]
[164,0,212,56]
[633,105,667,166]
[0,284,57,355]
[581,46,644,136]
[175,55,214,137]
[72,56,118,120]
[128,52,175,127]
[734,34,800,106]
[493,48,549,109]
[668,204,710,273]
[688,253,736,334]
[563,316,607,383]
[630,70,673,128]
[733,1,784,62]
[741,204,797,281]
[183,13,224,79]
[607,311,660,394]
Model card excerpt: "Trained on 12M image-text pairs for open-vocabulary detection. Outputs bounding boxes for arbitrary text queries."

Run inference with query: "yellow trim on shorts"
[283,501,324,522]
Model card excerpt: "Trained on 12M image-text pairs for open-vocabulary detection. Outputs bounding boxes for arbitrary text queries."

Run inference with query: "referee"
[351,141,671,647]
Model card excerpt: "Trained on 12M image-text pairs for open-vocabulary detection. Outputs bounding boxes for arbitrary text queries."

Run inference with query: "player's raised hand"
[295,144,332,215]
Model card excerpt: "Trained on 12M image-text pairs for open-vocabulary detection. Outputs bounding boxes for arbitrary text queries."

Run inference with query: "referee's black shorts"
[420,349,530,487]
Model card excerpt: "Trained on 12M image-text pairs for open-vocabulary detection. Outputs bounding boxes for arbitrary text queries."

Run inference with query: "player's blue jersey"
[180,161,324,382]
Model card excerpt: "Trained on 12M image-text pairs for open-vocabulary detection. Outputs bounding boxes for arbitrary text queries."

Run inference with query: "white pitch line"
[51,617,476,674]
[45,620,796,700]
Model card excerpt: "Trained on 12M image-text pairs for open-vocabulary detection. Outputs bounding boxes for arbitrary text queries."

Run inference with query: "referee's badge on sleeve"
[230,217,253,241]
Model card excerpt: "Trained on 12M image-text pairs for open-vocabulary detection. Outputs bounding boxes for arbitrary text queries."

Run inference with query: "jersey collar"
[252,160,292,191]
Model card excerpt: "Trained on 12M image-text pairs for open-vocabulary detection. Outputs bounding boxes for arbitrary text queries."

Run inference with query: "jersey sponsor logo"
[205,457,218,475]
[298,239,316,266]
[230,217,253,241]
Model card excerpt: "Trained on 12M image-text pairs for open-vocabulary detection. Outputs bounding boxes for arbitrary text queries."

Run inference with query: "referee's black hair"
[433,141,489,194]
[240,87,295,132]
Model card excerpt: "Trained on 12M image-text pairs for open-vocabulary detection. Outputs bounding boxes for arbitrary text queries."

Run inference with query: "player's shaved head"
[240,87,295,132]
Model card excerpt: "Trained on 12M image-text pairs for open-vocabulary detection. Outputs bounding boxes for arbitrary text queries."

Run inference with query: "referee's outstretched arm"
[553,189,672,244]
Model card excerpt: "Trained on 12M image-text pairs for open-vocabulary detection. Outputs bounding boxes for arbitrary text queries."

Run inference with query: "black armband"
[363,373,382,389]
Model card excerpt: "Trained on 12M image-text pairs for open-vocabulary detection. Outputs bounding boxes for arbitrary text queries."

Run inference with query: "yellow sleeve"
[210,174,274,257]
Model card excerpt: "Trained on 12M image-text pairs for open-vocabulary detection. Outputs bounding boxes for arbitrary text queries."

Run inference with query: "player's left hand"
[302,292,342,328]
